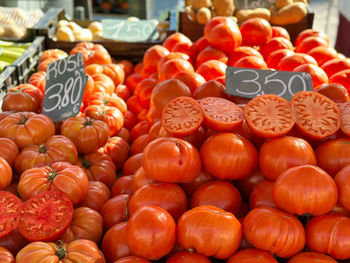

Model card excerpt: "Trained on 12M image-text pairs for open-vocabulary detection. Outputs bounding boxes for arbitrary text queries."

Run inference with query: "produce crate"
[179,7,314,43]
[11,36,45,84]
[34,8,177,63]
[0,65,17,98]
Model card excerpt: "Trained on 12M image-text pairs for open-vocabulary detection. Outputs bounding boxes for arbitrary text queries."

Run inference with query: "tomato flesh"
[200,97,243,131]
[0,191,22,238]
[244,94,295,138]
[340,102,350,137]
[19,190,73,242]
[162,96,204,137]
[291,91,341,139]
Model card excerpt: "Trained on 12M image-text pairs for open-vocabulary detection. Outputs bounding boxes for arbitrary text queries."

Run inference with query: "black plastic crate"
[0,65,17,101]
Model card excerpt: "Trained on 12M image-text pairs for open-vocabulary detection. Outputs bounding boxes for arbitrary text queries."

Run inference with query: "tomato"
[306,214,350,260]
[102,222,131,262]
[166,251,211,263]
[114,256,150,263]
[316,83,349,103]
[240,18,272,46]
[157,52,192,73]
[0,247,14,263]
[321,58,350,78]
[27,71,46,94]
[115,84,130,102]
[228,46,263,67]
[118,60,134,76]
[200,97,243,132]
[61,116,109,154]
[80,181,111,212]
[291,91,341,139]
[77,152,116,188]
[126,205,176,260]
[123,153,143,176]
[143,137,201,183]
[227,248,277,263]
[260,37,294,60]
[102,64,125,87]
[201,133,257,180]
[123,110,137,131]
[129,183,187,221]
[134,78,157,108]
[111,176,133,196]
[92,73,115,96]
[266,49,294,69]
[14,135,78,174]
[143,45,170,74]
[196,47,228,67]
[288,252,337,263]
[249,180,276,209]
[244,95,294,138]
[125,73,144,92]
[37,57,59,72]
[18,162,89,204]
[87,92,127,115]
[181,170,215,197]
[159,59,194,82]
[39,49,67,64]
[117,128,130,143]
[171,41,199,62]
[334,164,350,212]
[131,167,154,193]
[205,18,242,54]
[163,32,191,51]
[19,190,73,242]
[243,207,305,258]
[0,158,12,190]
[16,239,101,263]
[295,29,329,47]
[272,26,290,40]
[295,36,329,54]
[234,55,268,69]
[70,42,112,65]
[330,69,350,93]
[101,194,130,230]
[191,180,242,215]
[130,121,151,142]
[308,46,338,66]
[278,53,318,71]
[196,60,227,81]
[273,165,337,216]
[173,71,206,95]
[0,191,22,239]
[161,96,204,137]
[177,205,242,259]
[193,80,227,100]
[130,134,150,155]
[259,136,316,180]
[293,63,329,88]
[340,102,350,137]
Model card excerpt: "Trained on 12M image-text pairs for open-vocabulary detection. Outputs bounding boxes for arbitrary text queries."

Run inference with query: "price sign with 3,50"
[234,0,275,9]
[226,67,313,100]
[42,52,88,123]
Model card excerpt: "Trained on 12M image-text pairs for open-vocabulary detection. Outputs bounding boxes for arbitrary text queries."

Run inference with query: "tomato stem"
[55,241,67,260]
[18,114,27,124]
[84,119,93,126]
[38,144,47,153]
[48,168,58,181]
[81,158,91,169]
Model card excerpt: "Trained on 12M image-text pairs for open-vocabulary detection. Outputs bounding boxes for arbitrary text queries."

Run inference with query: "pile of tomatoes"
[0,15,350,263]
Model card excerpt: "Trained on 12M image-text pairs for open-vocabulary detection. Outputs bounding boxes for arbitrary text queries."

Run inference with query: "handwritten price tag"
[102,19,159,42]
[226,67,313,100]
[234,0,275,9]
[42,53,88,122]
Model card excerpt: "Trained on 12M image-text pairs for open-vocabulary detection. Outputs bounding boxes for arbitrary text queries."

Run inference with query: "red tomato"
[266,49,294,69]
[260,37,294,60]
[159,59,194,82]
[272,26,290,40]
[334,164,350,212]
[227,248,277,263]
[114,256,150,263]
[125,73,144,93]
[291,91,341,139]
[166,251,211,263]
[101,194,130,230]
[171,41,199,62]
[18,190,73,242]
[233,55,268,69]
[111,176,133,196]
[289,252,337,263]
[163,32,192,51]
[0,247,14,263]
[244,95,295,138]
[340,102,350,136]
[228,46,263,67]
[259,136,316,180]
[308,46,338,66]
[143,45,170,74]
[330,69,350,93]
[118,60,134,77]
[123,153,143,176]
[295,29,329,47]
[0,138,18,167]
[196,47,228,67]
[99,136,129,171]
[70,42,112,65]
[249,180,276,210]
[161,96,204,137]
[293,63,329,88]
[126,205,176,260]
[295,36,329,54]
[316,83,349,103]
[240,18,272,46]
[181,170,215,197]
[195,36,209,52]
[235,169,264,199]
[0,191,22,239]
[0,158,12,190]
[200,133,257,180]
[27,71,46,94]
[277,53,318,71]
[196,60,227,81]
[80,181,111,212]
[157,52,192,73]
[131,167,154,193]
[321,58,350,78]
[193,80,227,100]
[173,71,206,95]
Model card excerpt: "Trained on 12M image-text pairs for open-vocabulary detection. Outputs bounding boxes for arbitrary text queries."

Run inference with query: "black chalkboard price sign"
[42,52,88,123]
[234,0,275,9]
[226,67,313,101]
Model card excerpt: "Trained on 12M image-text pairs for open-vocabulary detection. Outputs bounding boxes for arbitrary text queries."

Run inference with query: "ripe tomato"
[277,53,318,71]
[131,167,154,193]
[266,49,294,69]
[240,18,272,46]
[92,73,115,95]
[18,161,89,204]
[177,205,242,259]
[295,36,329,54]
[14,135,78,174]
[293,63,329,88]
[114,256,150,263]
[329,69,350,92]
[191,180,242,215]
[233,55,268,69]
[61,116,110,154]
[0,158,12,190]
[159,59,194,82]
[80,181,111,212]
[111,176,133,196]
[100,194,130,230]
[340,102,350,137]
[291,91,341,139]
[123,153,143,176]
[316,83,349,103]
[166,251,211,263]
[288,252,337,263]
[100,136,129,170]
[27,71,46,94]
[0,191,22,239]
[244,95,295,138]
[117,128,130,143]
[195,36,209,52]
[102,64,125,87]
[37,57,58,72]
[228,46,263,67]
[173,71,206,95]
[157,52,192,73]
[193,80,227,100]
[87,92,127,115]
[115,84,130,102]
[143,45,170,74]
[260,37,293,60]
[39,49,67,64]
[118,60,134,76]
[171,41,199,62]
[200,97,243,131]
[249,180,276,210]
[306,214,350,260]
[0,112,55,149]
[19,190,73,242]
[321,58,350,78]
[181,170,214,197]
[126,205,176,260]
[162,96,204,137]
[308,46,338,66]
[295,29,329,47]
[196,47,228,67]
[196,60,227,81]
[102,222,131,262]
[243,207,305,258]
[0,247,14,263]
[129,183,187,221]
[334,164,350,211]
[16,239,101,263]
[60,207,103,243]
[70,42,112,65]
[125,73,144,92]
[130,134,150,155]
[201,133,257,180]
[272,26,290,40]
[227,248,277,263]
[0,138,18,167]
[163,32,192,51]
[134,78,157,108]
[143,137,201,183]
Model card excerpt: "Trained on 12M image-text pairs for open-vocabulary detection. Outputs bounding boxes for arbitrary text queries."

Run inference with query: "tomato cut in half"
[0,191,22,238]
[244,94,295,138]
[19,190,73,242]
[161,96,204,137]
[199,97,244,131]
[291,91,341,140]
[340,102,350,137]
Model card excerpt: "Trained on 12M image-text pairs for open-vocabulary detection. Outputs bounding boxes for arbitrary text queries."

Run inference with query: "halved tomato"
[200,97,243,131]
[161,97,204,137]
[244,95,295,138]
[291,91,341,139]
[340,102,350,137]
[18,190,73,242]
[0,191,22,238]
